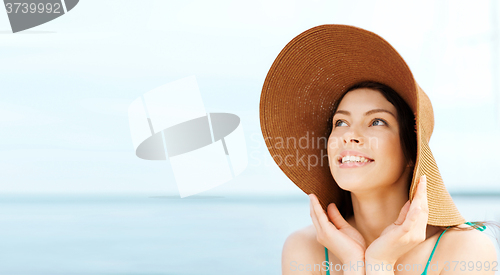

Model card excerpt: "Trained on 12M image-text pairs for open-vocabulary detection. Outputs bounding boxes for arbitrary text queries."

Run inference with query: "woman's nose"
[348,138,360,143]
[343,130,364,145]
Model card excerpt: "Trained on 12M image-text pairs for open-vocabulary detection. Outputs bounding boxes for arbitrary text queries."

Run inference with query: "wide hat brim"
[259,24,465,227]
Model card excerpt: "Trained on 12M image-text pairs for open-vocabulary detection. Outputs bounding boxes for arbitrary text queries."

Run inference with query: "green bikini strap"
[465,221,487,231]
[422,226,451,274]
[324,246,330,275]
[422,222,486,274]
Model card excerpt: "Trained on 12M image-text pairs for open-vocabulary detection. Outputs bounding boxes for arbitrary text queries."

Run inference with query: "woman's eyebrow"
[335,108,396,118]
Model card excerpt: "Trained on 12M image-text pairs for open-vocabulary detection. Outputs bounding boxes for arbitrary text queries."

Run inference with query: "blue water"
[0,194,499,275]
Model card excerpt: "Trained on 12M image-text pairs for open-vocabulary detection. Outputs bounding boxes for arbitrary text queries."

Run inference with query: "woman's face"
[327,88,409,192]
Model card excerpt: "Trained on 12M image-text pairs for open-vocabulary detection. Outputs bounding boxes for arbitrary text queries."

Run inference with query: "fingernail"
[422,175,426,182]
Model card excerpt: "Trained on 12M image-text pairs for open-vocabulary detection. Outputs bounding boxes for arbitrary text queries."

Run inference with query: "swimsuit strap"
[421,222,487,274]
[465,221,487,231]
[421,226,450,275]
[324,246,330,275]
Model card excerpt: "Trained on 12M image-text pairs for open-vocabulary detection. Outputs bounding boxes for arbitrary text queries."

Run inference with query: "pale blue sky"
[0,0,499,195]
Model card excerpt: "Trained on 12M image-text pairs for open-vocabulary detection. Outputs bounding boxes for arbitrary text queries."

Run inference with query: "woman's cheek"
[327,135,341,152]
[376,134,406,174]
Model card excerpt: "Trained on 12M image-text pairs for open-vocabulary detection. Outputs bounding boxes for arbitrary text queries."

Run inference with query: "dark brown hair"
[328,81,499,235]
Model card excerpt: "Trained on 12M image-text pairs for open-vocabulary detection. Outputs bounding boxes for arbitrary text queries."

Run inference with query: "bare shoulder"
[440,225,497,254]
[282,224,326,275]
[438,225,497,274]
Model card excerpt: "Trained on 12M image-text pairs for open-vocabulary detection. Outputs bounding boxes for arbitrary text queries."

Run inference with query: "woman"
[259,25,498,274]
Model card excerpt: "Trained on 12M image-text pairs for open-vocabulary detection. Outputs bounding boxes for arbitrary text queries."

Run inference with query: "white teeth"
[341,155,372,163]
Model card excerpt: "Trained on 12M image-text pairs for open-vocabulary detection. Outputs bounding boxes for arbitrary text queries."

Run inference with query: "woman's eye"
[334,119,386,127]
[334,120,347,127]
[371,119,386,126]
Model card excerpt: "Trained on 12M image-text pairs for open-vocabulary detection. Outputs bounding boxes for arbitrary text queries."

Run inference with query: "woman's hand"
[309,193,366,264]
[365,175,429,266]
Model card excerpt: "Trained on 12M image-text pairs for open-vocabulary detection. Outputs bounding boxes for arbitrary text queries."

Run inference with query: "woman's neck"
[347,168,411,246]
[346,168,442,247]
[349,185,408,246]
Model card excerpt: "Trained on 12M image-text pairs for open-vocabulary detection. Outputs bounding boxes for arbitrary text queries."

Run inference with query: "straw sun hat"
[259,24,466,227]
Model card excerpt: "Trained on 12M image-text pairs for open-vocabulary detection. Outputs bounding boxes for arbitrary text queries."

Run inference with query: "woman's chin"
[331,160,382,187]
[334,175,371,191]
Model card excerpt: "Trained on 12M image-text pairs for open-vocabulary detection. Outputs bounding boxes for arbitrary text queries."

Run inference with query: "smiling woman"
[328,83,410,200]
[259,24,498,275]
[326,81,417,222]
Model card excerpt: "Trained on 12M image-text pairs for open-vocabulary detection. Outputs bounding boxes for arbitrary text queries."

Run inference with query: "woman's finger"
[409,175,427,217]
[310,194,335,231]
[399,176,428,236]
[413,175,429,222]
[393,200,411,226]
[414,175,427,204]
[309,194,322,232]
[411,176,422,201]
[400,203,421,233]
[415,175,429,230]
[327,203,350,229]
[401,180,425,230]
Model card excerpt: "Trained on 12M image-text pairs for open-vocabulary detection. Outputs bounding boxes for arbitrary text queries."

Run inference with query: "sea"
[1,194,499,275]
